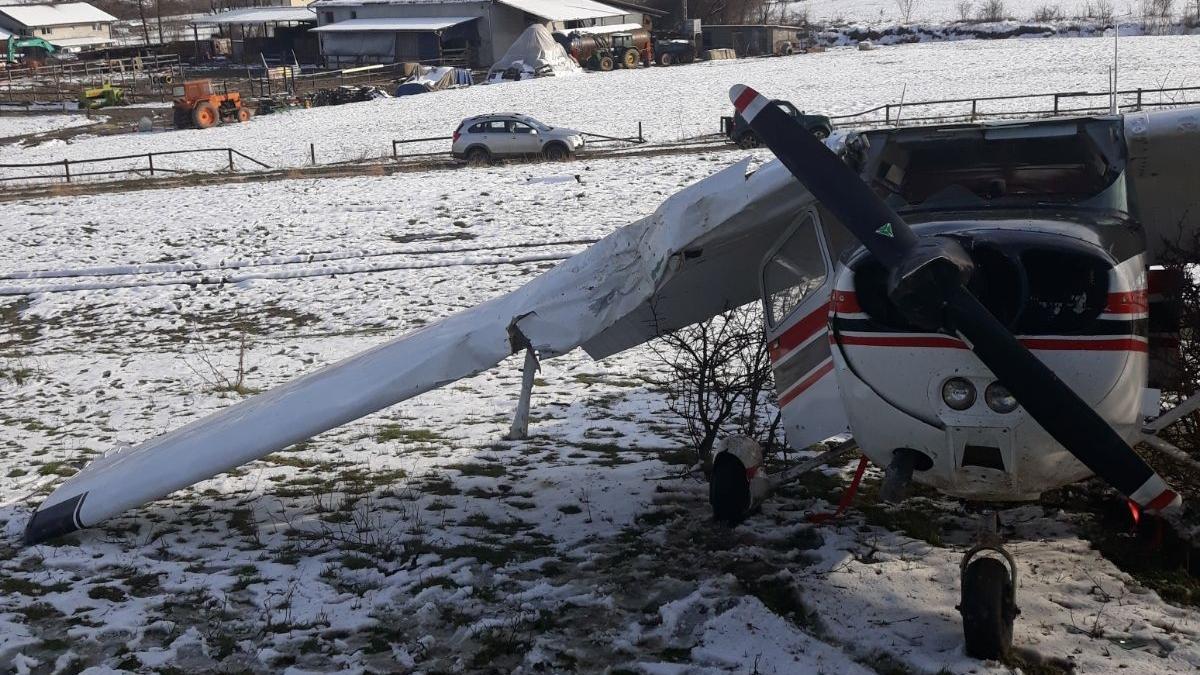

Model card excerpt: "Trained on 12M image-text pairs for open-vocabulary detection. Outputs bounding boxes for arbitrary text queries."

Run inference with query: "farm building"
[0,2,117,53]
[193,5,318,63]
[310,0,643,68]
[701,24,808,57]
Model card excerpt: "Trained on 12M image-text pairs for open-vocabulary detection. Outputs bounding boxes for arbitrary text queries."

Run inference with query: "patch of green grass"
[446,462,506,478]
[376,425,444,444]
[860,502,944,547]
[87,585,127,602]
[36,461,78,477]
[6,468,27,478]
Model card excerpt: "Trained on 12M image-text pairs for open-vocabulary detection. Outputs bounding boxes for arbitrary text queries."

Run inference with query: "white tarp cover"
[26,157,820,542]
[0,2,116,27]
[311,16,476,32]
[488,23,581,78]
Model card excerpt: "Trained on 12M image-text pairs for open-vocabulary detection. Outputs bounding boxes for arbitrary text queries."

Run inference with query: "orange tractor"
[172,79,252,129]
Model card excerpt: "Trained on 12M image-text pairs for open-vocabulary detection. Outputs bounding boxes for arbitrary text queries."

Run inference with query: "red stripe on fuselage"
[779,360,834,407]
[769,302,831,362]
[831,291,861,314]
[1104,290,1148,314]
[837,334,1147,352]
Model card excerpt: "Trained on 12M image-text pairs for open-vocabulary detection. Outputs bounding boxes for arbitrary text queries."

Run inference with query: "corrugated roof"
[193,7,316,24]
[311,16,475,31]
[308,0,629,21]
[0,3,117,27]
[497,0,626,21]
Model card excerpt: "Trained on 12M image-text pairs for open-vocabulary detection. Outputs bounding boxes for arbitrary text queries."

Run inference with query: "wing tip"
[24,493,85,545]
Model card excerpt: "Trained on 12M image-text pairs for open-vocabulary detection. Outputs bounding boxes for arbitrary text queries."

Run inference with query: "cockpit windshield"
[862,119,1129,215]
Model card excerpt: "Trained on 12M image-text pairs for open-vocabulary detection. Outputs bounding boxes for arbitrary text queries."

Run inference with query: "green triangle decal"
[876,222,894,238]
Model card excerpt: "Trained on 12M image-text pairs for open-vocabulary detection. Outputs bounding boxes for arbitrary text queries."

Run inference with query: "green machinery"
[79,82,126,109]
[5,36,57,64]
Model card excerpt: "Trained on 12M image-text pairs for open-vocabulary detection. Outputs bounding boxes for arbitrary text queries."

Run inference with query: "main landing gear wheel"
[737,131,760,149]
[958,513,1019,660]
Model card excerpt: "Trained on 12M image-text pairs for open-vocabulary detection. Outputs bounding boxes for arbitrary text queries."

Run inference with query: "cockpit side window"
[763,212,828,328]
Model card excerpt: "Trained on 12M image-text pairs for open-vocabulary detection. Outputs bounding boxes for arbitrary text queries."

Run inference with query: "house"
[0,2,117,53]
[701,24,807,57]
[310,0,643,68]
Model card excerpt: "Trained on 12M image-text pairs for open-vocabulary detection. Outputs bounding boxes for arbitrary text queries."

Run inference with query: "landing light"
[942,377,977,411]
[985,382,1020,413]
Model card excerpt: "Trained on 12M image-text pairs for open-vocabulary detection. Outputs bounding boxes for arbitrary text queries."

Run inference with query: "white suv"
[452,113,585,165]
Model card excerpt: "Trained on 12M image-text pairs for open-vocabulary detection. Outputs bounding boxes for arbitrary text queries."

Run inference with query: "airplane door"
[760,209,850,448]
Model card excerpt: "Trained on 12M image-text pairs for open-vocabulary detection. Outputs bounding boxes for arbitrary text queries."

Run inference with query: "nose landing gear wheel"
[958,512,1019,661]
[960,556,1017,659]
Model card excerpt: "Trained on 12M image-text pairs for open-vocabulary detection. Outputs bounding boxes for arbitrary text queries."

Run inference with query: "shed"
[310,0,640,69]
[193,6,318,63]
[701,24,806,57]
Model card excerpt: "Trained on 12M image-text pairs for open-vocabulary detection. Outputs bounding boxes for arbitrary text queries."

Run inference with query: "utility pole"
[155,0,165,46]
[678,0,688,30]
[136,0,151,46]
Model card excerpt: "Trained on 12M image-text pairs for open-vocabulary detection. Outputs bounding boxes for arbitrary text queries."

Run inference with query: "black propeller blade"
[730,84,1180,514]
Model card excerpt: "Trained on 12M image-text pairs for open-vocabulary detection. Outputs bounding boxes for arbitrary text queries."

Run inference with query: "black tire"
[960,557,1017,660]
[172,108,190,129]
[465,146,491,167]
[543,143,570,161]
[621,48,639,69]
[659,52,674,66]
[191,101,218,129]
[811,127,830,141]
[736,131,760,149]
[709,453,750,526]
[597,55,614,72]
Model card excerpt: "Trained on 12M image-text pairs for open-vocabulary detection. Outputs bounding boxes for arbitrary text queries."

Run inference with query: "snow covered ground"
[799,0,1118,24]
[2,34,1198,179]
[1,33,1199,673]
[0,113,100,141]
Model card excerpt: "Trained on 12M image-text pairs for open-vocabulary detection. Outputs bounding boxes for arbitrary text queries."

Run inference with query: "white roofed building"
[310,0,642,68]
[0,2,117,52]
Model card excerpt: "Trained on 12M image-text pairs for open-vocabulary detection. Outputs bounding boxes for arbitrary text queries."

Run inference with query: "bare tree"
[976,0,1009,21]
[956,0,975,20]
[651,303,783,477]
[895,0,923,23]
[1141,0,1177,32]
[1154,230,1200,453]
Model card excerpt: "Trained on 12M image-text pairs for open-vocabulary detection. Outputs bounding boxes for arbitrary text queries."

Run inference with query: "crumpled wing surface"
[27,157,814,544]
[1126,106,1200,264]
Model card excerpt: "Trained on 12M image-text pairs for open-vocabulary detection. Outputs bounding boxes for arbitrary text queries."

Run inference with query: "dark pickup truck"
[721,99,833,148]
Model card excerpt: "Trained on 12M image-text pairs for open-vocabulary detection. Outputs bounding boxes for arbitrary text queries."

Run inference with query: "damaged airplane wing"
[26,158,817,544]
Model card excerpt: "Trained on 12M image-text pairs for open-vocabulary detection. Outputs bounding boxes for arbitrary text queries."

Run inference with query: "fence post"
[638,121,643,143]
[1136,88,1143,110]
[970,99,977,121]
[393,140,398,160]
[1053,93,1059,114]
[148,154,154,176]
[884,104,891,124]
[228,149,234,171]
[310,143,316,165]
[63,159,71,183]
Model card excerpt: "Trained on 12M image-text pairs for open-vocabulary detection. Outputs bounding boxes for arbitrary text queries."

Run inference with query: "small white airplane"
[25,86,1200,660]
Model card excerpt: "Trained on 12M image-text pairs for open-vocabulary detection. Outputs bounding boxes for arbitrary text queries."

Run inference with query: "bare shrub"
[1184,0,1200,26]
[1083,0,1116,22]
[976,0,1009,20]
[1141,0,1176,32]
[956,0,975,20]
[895,0,923,22]
[1032,3,1066,20]
[1155,230,1200,454]
[651,303,782,477]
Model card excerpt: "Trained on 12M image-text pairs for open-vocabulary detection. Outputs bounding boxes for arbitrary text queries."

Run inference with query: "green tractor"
[5,36,57,65]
